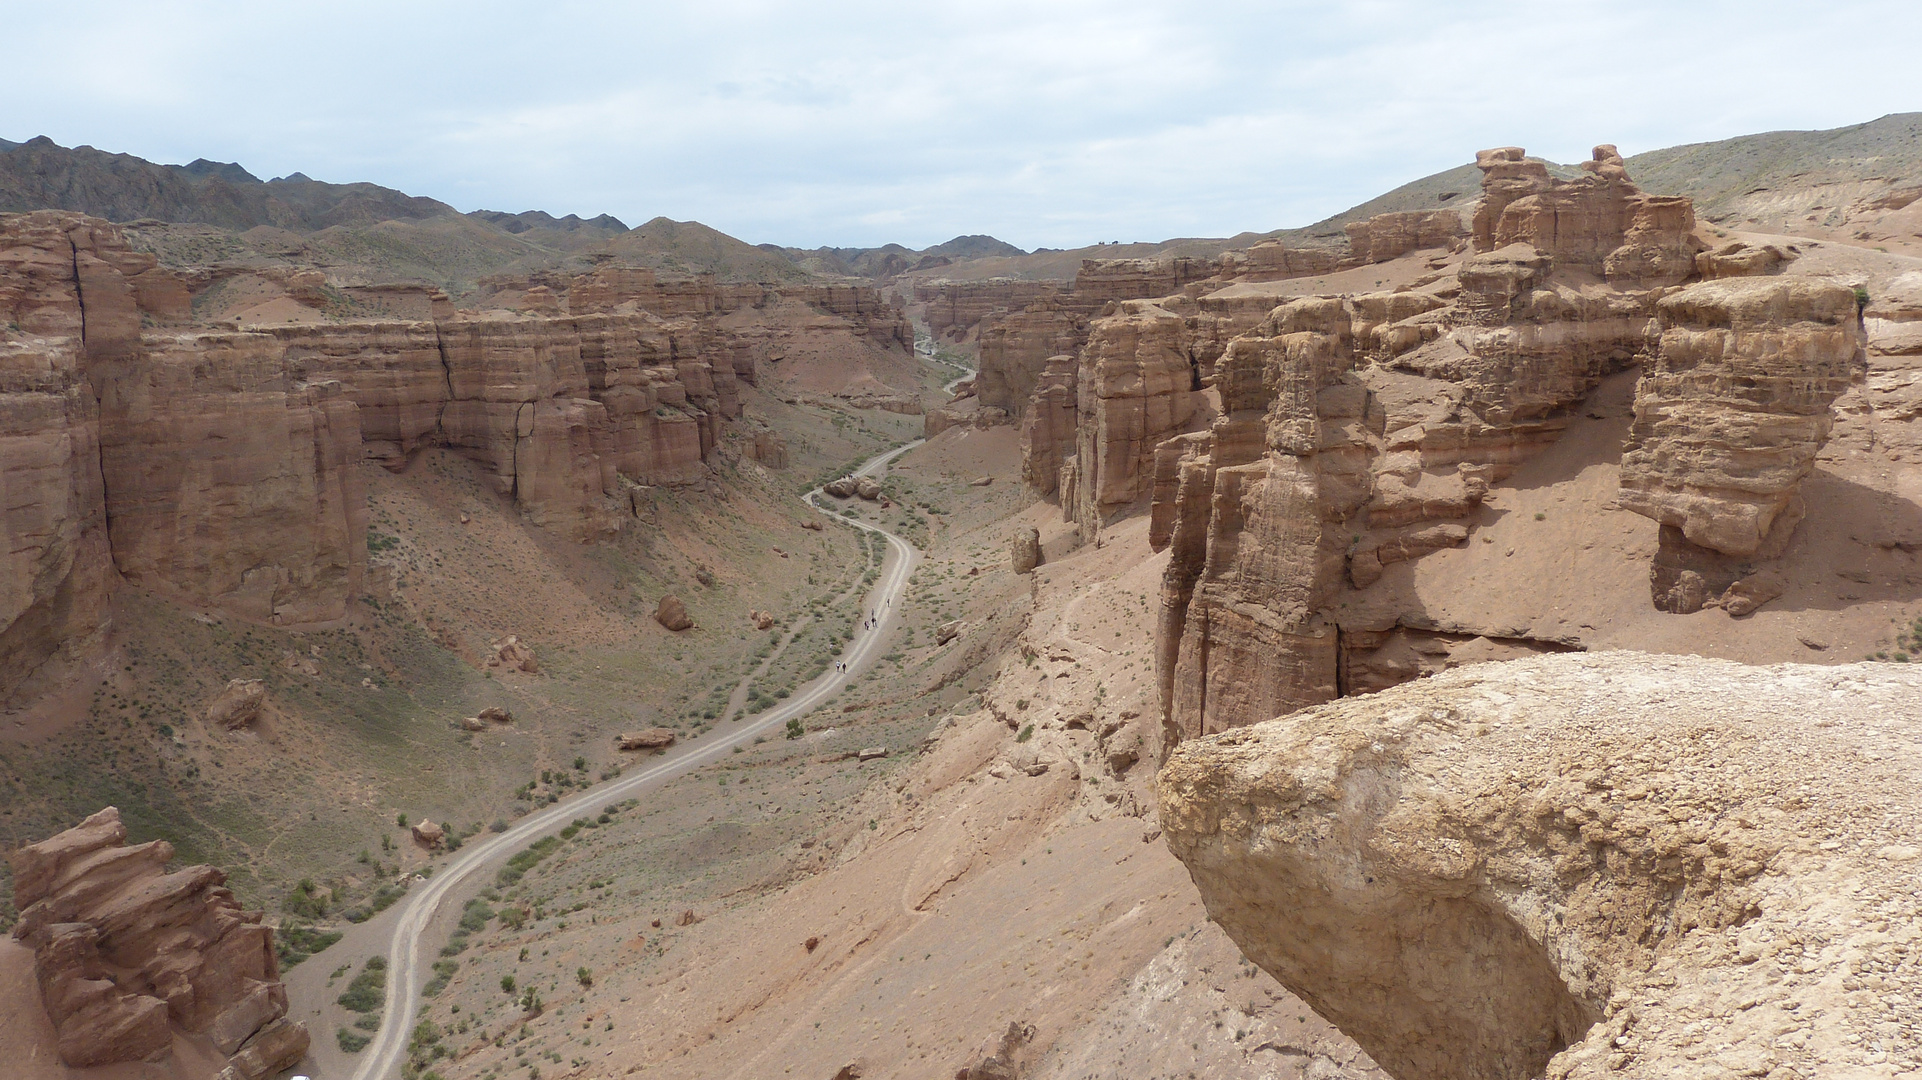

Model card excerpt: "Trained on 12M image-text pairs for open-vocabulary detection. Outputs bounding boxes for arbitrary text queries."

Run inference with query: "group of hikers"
[831,609,882,675]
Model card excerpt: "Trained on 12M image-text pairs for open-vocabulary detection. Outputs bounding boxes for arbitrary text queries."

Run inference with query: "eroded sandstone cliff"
[1019,144,1862,751]
[0,209,912,702]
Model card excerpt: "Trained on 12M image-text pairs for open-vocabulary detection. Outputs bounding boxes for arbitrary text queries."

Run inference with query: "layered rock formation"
[0,209,914,700]
[1161,652,1922,1080]
[0,339,112,702]
[1011,146,1785,749]
[916,279,1060,341]
[1344,209,1464,265]
[1018,354,1078,495]
[1617,277,1861,565]
[9,807,308,1072]
[975,301,1087,412]
[1072,256,1224,303]
[1068,300,1199,533]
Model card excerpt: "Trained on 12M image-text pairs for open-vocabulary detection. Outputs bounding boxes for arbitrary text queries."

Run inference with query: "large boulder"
[205,678,266,729]
[855,476,882,500]
[1161,652,1922,1080]
[7,807,306,1069]
[655,595,693,631]
[618,728,677,750]
[1010,527,1041,574]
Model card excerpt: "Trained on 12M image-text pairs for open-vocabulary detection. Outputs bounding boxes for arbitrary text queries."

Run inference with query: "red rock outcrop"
[9,807,308,1072]
[0,210,907,695]
[1221,239,1344,281]
[1069,300,1199,532]
[975,300,1087,412]
[1073,256,1225,304]
[1474,145,1701,288]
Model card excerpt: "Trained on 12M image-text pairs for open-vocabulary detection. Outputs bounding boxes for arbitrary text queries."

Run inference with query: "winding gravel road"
[349,439,926,1080]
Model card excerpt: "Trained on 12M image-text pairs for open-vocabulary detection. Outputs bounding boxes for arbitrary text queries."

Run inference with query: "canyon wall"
[0,210,911,701]
[916,279,1060,341]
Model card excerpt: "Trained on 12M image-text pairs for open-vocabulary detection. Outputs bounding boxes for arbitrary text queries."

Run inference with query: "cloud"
[7,0,1919,249]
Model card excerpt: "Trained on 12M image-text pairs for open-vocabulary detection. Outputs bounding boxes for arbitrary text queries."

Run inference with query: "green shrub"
[1016,724,1034,743]
[275,925,343,969]
[785,718,805,740]
[496,837,560,887]
[338,1027,371,1053]
[336,957,387,1013]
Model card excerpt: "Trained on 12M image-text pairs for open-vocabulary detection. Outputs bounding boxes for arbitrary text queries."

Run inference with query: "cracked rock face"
[1160,651,1922,1080]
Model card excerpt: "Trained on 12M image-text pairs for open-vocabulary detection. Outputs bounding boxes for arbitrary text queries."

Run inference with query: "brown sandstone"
[1125,144,1745,749]
[1010,527,1041,575]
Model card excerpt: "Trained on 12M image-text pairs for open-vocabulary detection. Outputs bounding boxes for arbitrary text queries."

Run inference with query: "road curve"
[351,439,926,1080]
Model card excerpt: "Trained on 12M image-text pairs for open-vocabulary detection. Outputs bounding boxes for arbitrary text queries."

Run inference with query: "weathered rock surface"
[855,476,882,500]
[976,301,1088,413]
[8,807,304,1069]
[823,476,857,498]
[655,595,693,631]
[1161,652,1922,1080]
[617,728,677,750]
[1019,354,1079,497]
[411,820,445,847]
[205,678,267,729]
[1618,277,1861,558]
[916,279,1061,342]
[94,332,369,623]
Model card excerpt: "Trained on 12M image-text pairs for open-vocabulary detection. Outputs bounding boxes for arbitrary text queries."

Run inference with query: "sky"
[7,0,1920,251]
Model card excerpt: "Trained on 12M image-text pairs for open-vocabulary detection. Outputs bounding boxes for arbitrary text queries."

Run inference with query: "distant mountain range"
[0,135,628,237]
[8,113,1921,287]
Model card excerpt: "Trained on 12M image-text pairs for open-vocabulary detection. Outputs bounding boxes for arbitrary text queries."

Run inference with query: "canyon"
[4,116,1922,1080]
